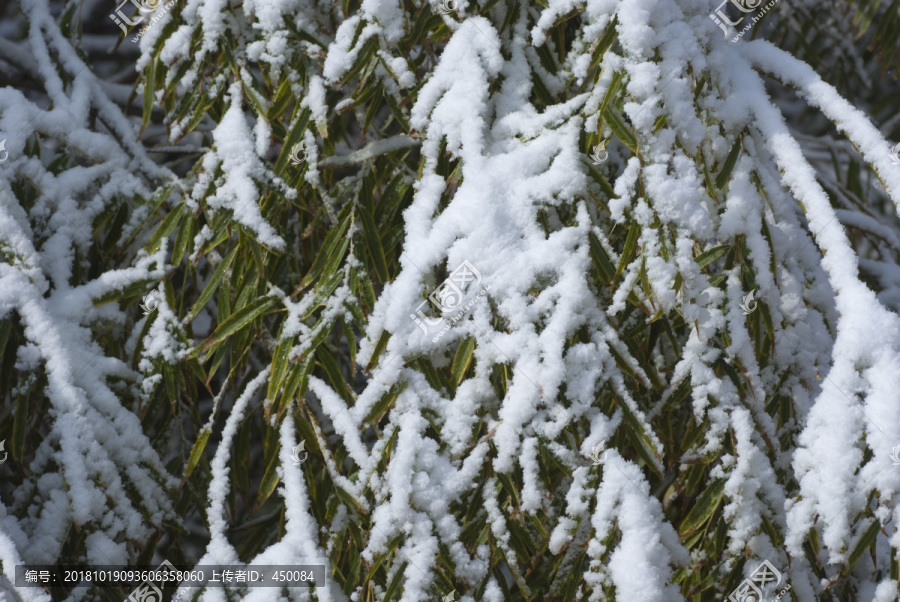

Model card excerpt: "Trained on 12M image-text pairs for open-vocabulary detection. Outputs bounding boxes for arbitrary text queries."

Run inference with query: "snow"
[204,83,286,251]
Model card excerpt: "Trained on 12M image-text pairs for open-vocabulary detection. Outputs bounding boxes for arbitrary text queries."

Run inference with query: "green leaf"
[364,386,402,424]
[358,197,389,283]
[363,86,383,134]
[172,209,195,265]
[163,364,178,408]
[597,70,623,121]
[300,205,352,289]
[12,389,28,460]
[188,245,239,322]
[451,337,475,387]
[639,256,653,301]
[184,427,211,481]
[274,356,314,418]
[141,56,157,137]
[531,69,556,107]
[131,306,157,368]
[679,479,724,538]
[267,335,294,404]
[715,139,741,190]
[586,164,616,198]
[320,238,351,288]
[275,108,311,175]
[808,526,820,556]
[614,221,641,282]
[341,36,379,87]
[760,217,779,282]
[268,77,293,121]
[0,319,11,369]
[761,514,782,549]
[147,203,188,254]
[695,245,730,270]
[190,296,278,359]
[92,278,157,307]
[604,105,638,153]
[253,444,282,513]
[119,185,174,250]
[318,345,353,404]
[236,73,269,119]
[709,273,728,288]
[588,18,619,76]
[366,331,391,373]
[59,1,79,37]
[588,232,616,283]
[847,519,880,571]
[617,396,662,475]
[382,561,407,602]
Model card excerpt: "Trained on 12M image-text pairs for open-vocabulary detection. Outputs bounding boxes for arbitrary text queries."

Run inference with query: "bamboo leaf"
[275,108,311,175]
[141,56,157,136]
[300,205,352,289]
[715,139,741,190]
[147,203,188,254]
[358,197,389,283]
[588,231,616,283]
[253,444,282,513]
[847,519,881,572]
[267,335,294,404]
[184,427,211,481]
[120,185,174,250]
[615,221,641,282]
[366,331,391,373]
[12,389,28,460]
[588,18,619,76]
[382,561,407,602]
[597,70,623,120]
[604,105,638,153]
[695,245,730,270]
[190,296,278,359]
[188,246,239,322]
[451,337,475,387]
[679,479,724,538]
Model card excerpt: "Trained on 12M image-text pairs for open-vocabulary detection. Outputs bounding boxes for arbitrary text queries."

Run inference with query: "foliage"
[1,0,900,601]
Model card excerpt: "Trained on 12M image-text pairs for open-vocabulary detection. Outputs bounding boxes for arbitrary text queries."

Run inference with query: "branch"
[317,134,420,169]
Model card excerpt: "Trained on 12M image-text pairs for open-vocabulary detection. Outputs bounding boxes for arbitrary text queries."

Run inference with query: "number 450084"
[272,570,315,582]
